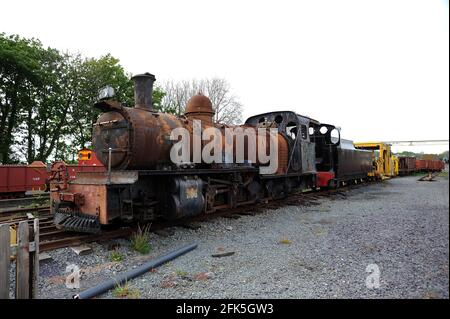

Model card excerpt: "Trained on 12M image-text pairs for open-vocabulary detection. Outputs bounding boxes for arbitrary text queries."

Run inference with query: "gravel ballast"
[34,173,449,299]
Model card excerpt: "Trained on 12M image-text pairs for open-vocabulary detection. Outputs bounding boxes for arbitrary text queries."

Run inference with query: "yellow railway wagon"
[354,142,396,180]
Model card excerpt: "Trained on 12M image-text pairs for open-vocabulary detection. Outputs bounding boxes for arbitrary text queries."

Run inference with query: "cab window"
[286,122,297,139]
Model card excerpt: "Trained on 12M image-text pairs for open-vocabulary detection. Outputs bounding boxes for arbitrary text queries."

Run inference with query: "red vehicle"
[415,159,444,172]
[415,159,428,172]
[0,161,48,198]
[398,156,416,175]
[431,160,445,171]
[0,149,105,198]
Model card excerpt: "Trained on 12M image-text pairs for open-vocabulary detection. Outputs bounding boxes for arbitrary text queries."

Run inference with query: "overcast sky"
[1,0,448,153]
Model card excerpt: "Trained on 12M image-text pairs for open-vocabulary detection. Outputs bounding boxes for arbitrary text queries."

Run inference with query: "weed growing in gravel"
[175,270,189,278]
[112,281,140,299]
[279,239,292,245]
[110,249,124,262]
[130,224,151,254]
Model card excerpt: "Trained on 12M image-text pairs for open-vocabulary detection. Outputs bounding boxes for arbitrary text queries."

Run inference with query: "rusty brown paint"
[93,105,190,170]
[59,192,85,206]
[185,93,215,125]
[277,134,289,174]
[92,91,290,175]
[67,183,108,224]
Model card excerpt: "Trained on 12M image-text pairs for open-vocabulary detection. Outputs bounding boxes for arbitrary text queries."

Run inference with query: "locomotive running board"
[54,210,101,234]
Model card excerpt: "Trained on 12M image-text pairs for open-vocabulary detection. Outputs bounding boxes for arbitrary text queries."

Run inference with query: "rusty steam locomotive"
[50,73,372,233]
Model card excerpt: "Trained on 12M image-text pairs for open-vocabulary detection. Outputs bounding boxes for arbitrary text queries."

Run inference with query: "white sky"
[1,0,448,154]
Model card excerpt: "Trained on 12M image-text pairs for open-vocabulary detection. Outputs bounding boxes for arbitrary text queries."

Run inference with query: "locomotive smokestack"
[131,73,156,111]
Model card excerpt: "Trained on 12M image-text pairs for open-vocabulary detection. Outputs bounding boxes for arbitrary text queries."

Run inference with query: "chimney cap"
[131,72,156,81]
[131,72,156,111]
[185,94,214,116]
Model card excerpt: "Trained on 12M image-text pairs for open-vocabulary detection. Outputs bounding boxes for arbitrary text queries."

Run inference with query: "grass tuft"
[279,239,292,245]
[112,281,140,299]
[130,224,151,254]
[109,249,124,262]
[175,270,189,278]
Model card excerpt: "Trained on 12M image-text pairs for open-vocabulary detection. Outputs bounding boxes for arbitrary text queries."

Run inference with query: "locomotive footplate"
[54,206,101,234]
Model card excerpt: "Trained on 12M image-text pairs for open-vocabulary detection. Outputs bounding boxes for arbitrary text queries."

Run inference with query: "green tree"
[68,54,133,151]
[31,51,74,162]
[68,54,165,152]
[0,33,45,163]
[1,33,166,163]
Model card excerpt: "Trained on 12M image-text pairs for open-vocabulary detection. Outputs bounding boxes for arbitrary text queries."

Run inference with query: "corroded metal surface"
[398,156,416,175]
[92,96,290,175]
[132,73,156,111]
[185,93,215,125]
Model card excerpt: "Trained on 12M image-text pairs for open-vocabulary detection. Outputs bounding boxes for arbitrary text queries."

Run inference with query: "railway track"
[1,206,134,252]
[0,182,365,252]
[0,194,49,212]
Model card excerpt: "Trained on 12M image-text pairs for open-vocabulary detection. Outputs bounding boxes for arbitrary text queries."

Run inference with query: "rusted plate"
[73,171,138,185]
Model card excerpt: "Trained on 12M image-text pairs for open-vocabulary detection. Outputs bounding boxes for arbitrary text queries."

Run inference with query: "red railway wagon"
[429,160,444,171]
[415,159,444,172]
[0,150,105,198]
[428,160,436,171]
[415,159,428,172]
[398,156,416,175]
[0,161,48,198]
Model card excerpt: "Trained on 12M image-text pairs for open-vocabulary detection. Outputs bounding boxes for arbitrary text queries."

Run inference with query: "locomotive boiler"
[92,73,287,172]
[50,72,368,233]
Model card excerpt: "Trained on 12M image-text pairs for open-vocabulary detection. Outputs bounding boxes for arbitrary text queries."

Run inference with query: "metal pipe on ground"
[73,242,198,299]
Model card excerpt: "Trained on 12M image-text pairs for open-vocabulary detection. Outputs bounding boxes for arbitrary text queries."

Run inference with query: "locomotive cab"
[311,124,372,188]
[309,123,340,188]
[245,111,316,175]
